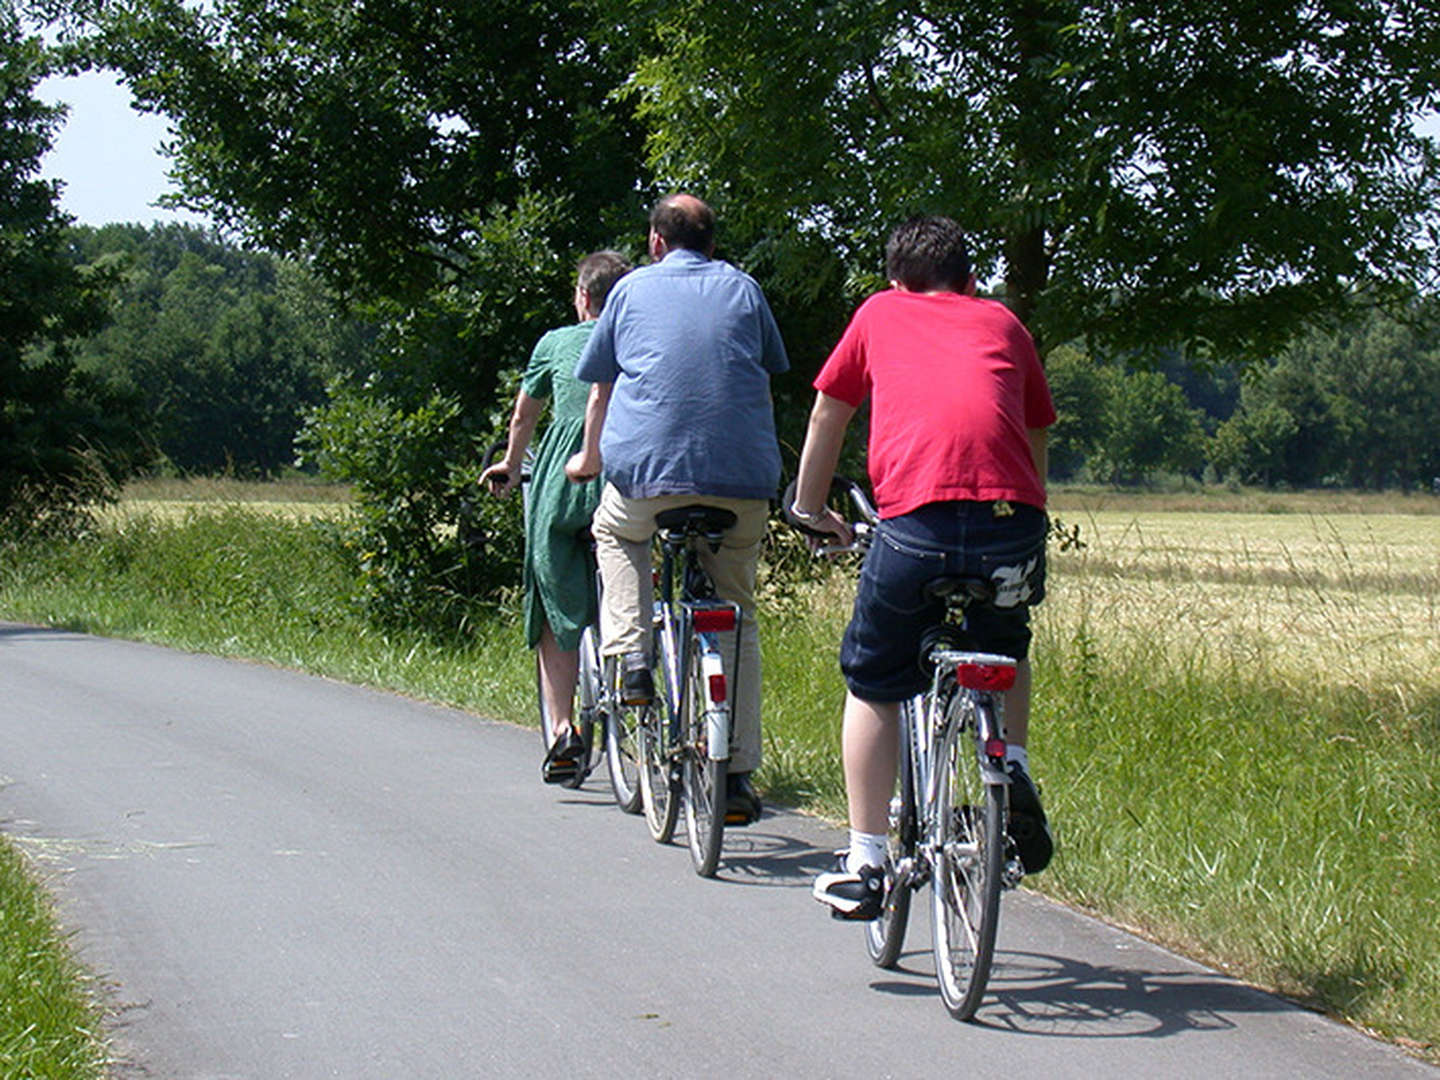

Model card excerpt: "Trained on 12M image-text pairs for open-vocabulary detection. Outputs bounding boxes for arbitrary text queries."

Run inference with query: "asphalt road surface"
[1,622,1431,1079]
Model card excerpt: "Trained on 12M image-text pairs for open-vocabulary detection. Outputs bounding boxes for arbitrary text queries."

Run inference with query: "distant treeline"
[1045,300,1440,490]
[63,223,374,478]
[61,224,1440,493]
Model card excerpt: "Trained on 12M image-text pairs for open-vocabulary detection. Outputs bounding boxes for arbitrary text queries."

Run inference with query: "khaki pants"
[591,484,769,773]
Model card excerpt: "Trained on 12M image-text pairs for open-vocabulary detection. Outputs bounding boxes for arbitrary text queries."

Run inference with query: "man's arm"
[565,382,613,482]
[790,391,857,544]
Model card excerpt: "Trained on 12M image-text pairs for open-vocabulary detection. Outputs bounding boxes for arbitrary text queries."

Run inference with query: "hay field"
[104,477,354,524]
[1044,508,1439,707]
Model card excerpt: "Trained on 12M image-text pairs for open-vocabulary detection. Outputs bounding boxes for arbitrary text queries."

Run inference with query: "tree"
[1210,304,1440,489]
[81,0,648,302]
[66,225,358,476]
[1,11,137,535]
[1092,368,1207,484]
[623,1,1440,363]
[1043,344,1111,479]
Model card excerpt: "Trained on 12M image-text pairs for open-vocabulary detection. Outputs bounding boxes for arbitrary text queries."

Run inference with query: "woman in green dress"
[481,251,632,782]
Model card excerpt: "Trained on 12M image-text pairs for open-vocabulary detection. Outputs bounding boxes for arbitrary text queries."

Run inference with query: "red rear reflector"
[692,608,737,633]
[708,673,727,702]
[984,737,1007,760]
[956,662,1016,691]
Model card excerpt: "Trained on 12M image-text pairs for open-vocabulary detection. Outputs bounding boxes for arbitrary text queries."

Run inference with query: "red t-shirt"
[814,289,1055,518]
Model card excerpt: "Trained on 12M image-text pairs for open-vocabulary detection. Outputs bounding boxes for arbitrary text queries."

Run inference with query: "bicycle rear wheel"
[564,627,603,790]
[681,643,726,877]
[598,653,642,812]
[865,706,917,968]
[638,655,679,843]
[930,694,1005,1020]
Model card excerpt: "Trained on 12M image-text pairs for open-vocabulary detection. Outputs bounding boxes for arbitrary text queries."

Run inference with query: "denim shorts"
[840,501,1047,702]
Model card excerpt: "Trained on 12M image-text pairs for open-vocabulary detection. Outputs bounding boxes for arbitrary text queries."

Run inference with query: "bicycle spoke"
[930,696,1005,1021]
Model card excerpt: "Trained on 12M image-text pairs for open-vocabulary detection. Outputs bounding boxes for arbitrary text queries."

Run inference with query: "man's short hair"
[649,194,716,253]
[885,215,973,292]
[576,250,632,312]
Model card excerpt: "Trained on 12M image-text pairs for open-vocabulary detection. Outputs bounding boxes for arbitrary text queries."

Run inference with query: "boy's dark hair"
[648,194,716,253]
[576,250,632,312]
[885,215,973,292]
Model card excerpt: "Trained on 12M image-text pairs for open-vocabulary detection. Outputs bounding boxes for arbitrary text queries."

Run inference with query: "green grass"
[0,836,107,1080]
[0,494,1435,1064]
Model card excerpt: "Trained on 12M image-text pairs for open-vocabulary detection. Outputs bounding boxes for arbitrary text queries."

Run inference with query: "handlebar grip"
[780,478,835,538]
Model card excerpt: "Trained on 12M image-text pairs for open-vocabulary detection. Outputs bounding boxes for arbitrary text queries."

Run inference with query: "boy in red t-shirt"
[789,215,1056,920]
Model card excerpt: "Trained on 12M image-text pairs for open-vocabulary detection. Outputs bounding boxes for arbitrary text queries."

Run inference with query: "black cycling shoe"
[619,652,654,706]
[541,730,584,784]
[1006,762,1054,874]
[724,771,762,825]
[812,854,885,921]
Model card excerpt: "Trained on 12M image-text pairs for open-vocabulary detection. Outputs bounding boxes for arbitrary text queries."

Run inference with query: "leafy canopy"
[626,0,1440,360]
[85,0,648,300]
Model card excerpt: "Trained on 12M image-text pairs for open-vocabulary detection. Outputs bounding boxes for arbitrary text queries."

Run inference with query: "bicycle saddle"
[924,575,996,604]
[655,505,738,535]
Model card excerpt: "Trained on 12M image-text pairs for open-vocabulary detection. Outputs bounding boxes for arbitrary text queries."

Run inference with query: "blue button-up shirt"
[575,248,789,500]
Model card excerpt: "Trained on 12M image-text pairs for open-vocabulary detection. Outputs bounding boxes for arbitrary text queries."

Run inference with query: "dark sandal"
[541,731,582,784]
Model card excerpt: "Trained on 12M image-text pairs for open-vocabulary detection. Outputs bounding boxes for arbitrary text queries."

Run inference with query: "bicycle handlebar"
[781,475,878,556]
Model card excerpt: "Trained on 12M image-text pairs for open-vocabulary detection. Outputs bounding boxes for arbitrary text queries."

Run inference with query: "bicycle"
[479,441,640,808]
[793,478,1028,1020]
[634,504,743,878]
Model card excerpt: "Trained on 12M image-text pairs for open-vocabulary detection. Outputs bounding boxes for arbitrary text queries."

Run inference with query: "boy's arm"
[790,391,857,544]
[565,382,612,482]
[1028,427,1048,491]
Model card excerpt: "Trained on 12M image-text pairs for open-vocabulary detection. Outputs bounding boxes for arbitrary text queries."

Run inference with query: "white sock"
[1005,744,1030,772]
[847,830,888,873]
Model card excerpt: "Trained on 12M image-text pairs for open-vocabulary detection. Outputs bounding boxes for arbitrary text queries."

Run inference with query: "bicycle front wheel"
[866,705,917,968]
[930,694,1005,1020]
[681,643,726,877]
[638,655,678,843]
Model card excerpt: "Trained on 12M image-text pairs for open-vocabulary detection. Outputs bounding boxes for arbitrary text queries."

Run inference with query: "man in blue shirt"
[566,193,788,822]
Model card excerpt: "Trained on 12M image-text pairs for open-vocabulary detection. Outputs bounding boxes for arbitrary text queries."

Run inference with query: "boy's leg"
[842,693,899,836]
[814,691,898,919]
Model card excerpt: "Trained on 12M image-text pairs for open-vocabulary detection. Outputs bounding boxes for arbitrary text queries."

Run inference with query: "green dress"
[520,322,603,652]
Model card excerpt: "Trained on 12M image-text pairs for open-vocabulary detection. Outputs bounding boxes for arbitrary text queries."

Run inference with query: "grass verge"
[0,836,107,1079]
[0,494,1435,1063]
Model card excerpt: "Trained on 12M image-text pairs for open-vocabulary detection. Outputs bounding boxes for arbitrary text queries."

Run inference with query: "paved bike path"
[0,623,1429,1078]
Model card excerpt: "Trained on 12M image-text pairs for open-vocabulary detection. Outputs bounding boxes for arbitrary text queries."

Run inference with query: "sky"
[37,69,212,229]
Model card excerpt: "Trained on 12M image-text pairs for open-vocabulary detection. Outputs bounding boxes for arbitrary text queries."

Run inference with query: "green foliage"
[1,12,138,537]
[299,198,566,629]
[623,0,1440,361]
[1044,345,1112,479]
[1092,367,1208,484]
[1209,303,1440,489]
[83,0,648,302]
[63,223,367,477]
